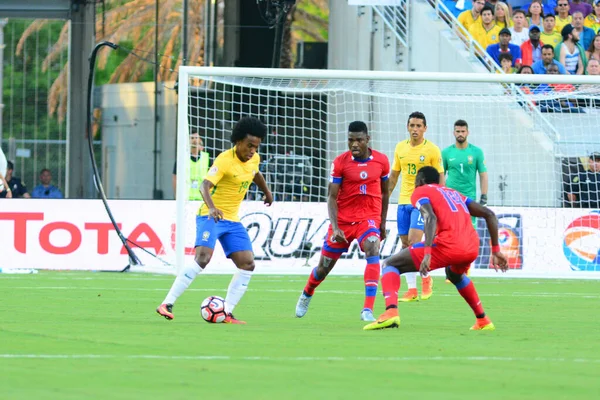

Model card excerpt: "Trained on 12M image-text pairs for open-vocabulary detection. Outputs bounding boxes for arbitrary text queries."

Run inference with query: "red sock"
[381,266,400,309]
[363,257,380,310]
[303,267,324,296]
[455,276,485,317]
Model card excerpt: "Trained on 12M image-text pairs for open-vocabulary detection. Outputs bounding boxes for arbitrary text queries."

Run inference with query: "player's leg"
[296,224,345,318]
[397,205,419,302]
[295,253,340,318]
[445,265,494,330]
[157,216,217,320]
[363,248,418,330]
[220,221,257,324]
[403,208,430,301]
[358,223,382,321]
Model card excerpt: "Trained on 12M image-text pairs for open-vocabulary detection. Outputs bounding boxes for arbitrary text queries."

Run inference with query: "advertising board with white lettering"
[2,200,599,277]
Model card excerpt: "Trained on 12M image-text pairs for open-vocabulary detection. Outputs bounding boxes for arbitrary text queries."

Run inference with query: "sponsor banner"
[1,200,599,277]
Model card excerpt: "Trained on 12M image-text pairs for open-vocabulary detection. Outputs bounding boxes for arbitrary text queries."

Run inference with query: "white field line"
[1,354,600,363]
[3,286,600,298]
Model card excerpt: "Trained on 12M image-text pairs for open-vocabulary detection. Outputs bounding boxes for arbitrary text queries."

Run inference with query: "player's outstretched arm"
[327,182,347,243]
[467,201,508,272]
[200,179,224,222]
[252,171,274,206]
[388,170,400,195]
[417,203,438,276]
[479,172,489,205]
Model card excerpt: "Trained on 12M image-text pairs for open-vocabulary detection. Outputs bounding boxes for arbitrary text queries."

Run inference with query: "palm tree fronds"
[16,19,50,55]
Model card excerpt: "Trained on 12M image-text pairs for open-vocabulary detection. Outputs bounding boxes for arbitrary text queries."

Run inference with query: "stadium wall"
[2,200,599,278]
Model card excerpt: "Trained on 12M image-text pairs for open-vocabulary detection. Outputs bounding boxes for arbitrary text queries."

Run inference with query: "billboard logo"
[563,211,600,272]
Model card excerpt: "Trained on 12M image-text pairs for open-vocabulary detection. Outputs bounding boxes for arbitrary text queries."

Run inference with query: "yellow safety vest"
[188,151,209,200]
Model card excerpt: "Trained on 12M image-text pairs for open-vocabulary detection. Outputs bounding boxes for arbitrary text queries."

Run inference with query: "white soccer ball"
[200,296,227,323]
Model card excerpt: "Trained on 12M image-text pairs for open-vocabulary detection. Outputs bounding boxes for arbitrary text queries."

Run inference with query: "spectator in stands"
[517,64,534,73]
[584,1,600,32]
[567,152,600,208]
[586,57,600,74]
[555,1,573,33]
[585,33,600,60]
[521,25,545,64]
[499,52,518,71]
[495,2,514,28]
[511,10,531,45]
[458,0,487,36]
[488,27,524,65]
[469,6,502,49]
[31,168,63,199]
[570,0,593,18]
[172,131,209,200]
[534,63,585,112]
[541,14,563,47]
[555,24,588,74]
[444,0,474,18]
[0,161,29,198]
[526,0,544,28]
[572,11,596,50]
[533,43,568,72]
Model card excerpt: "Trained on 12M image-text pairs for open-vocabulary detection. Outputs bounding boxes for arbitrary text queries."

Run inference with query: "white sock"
[225,269,253,314]
[405,271,417,289]
[163,262,202,305]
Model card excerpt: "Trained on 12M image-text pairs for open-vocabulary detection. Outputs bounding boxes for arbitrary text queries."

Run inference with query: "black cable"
[87,41,141,269]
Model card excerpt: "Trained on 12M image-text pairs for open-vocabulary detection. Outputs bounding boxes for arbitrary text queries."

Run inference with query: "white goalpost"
[173,67,600,278]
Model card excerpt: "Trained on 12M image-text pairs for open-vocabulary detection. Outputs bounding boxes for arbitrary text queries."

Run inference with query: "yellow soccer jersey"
[540,31,562,47]
[458,10,479,34]
[199,147,260,222]
[555,15,572,34]
[468,23,502,50]
[392,139,444,205]
[584,14,600,32]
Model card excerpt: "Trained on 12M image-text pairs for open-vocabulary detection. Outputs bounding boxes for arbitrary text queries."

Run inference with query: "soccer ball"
[200,296,227,323]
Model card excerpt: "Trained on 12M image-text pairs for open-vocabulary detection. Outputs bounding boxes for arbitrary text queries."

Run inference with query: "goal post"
[174,67,600,277]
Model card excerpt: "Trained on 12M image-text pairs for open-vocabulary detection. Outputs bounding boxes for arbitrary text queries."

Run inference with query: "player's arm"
[327,182,347,243]
[200,180,224,221]
[467,200,508,272]
[252,171,274,206]
[388,170,400,195]
[416,202,437,276]
[431,146,445,186]
[479,172,489,205]
[380,177,390,241]
[0,172,11,198]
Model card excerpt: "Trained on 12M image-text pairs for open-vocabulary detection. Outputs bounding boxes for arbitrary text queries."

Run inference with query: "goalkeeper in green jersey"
[442,120,488,229]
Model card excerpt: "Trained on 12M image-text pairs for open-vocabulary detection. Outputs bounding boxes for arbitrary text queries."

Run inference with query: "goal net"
[170,67,600,278]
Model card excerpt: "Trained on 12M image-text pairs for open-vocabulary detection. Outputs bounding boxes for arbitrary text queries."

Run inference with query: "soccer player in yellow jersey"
[457,0,486,38]
[157,117,273,324]
[388,112,444,302]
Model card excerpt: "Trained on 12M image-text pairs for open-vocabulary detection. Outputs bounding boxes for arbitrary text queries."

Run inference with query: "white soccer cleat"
[295,292,312,318]
[360,309,376,322]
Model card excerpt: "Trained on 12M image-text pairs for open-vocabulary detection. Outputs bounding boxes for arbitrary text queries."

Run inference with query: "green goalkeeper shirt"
[442,143,487,200]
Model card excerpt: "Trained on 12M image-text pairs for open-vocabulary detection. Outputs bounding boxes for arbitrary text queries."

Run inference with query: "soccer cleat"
[363,308,400,330]
[470,316,495,331]
[156,303,174,320]
[223,313,246,324]
[421,276,434,300]
[360,309,376,322]
[295,292,312,318]
[399,288,419,302]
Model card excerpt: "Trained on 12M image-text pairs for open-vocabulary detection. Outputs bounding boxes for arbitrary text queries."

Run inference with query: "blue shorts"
[195,216,253,257]
[396,204,424,236]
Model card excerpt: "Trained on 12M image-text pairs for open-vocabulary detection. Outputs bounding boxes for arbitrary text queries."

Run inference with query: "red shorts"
[409,242,478,274]
[322,219,380,259]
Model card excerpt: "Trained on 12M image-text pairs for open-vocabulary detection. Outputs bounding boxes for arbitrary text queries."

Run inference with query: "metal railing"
[371,1,409,47]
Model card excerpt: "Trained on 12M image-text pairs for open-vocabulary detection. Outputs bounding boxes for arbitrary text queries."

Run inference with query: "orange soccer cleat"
[363,308,401,330]
[421,276,434,300]
[156,303,174,320]
[223,313,246,325]
[470,316,495,331]
[399,288,419,302]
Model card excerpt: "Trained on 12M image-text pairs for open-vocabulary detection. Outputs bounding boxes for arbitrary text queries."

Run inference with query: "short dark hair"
[498,53,513,63]
[40,168,50,175]
[7,160,14,170]
[542,44,555,52]
[481,5,494,15]
[230,116,267,144]
[454,119,468,129]
[417,166,440,185]
[518,65,534,74]
[348,121,368,135]
[590,152,600,161]
[513,9,526,17]
[407,111,427,126]
[543,13,555,20]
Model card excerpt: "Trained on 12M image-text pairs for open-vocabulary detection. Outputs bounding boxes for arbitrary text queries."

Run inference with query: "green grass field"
[1,272,599,399]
